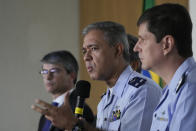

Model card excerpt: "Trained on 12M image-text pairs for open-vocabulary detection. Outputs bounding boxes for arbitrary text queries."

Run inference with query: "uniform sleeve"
[120,85,161,131]
[169,83,196,131]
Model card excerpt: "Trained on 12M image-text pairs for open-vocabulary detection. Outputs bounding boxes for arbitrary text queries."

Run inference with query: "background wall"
[0,0,79,130]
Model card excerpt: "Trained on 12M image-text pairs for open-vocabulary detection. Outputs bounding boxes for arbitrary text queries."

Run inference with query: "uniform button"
[157,130,159,131]
[104,118,107,121]
[154,114,157,118]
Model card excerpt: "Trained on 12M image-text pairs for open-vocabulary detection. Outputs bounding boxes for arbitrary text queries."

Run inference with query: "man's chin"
[142,64,150,70]
[47,90,53,94]
[90,76,97,80]
[89,74,99,80]
[46,87,54,93]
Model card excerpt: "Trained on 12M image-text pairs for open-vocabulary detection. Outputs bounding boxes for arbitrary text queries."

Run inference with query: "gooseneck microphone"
[74,80,91,118]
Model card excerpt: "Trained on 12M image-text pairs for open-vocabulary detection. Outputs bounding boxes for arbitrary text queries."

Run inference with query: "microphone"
[74,80,91,118]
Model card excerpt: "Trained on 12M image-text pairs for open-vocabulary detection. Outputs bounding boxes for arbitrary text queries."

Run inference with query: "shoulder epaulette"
[128,77,146,88]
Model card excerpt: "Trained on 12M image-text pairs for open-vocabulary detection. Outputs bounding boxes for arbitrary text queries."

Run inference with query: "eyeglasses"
[39,68,61,76]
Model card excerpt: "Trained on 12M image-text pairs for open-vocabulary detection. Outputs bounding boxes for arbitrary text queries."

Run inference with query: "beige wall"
[0,0,79,130]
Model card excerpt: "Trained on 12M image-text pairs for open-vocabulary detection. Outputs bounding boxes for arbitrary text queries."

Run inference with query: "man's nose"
[46,72,53,80]
[133,41,140,52]
[83,50,92,61]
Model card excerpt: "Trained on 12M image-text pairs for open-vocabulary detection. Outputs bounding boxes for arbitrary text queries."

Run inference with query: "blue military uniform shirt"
[96,66,162,131]
[150,57,196,131]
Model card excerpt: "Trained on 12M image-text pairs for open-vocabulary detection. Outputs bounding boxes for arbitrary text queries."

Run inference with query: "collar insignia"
[176,73,186,93]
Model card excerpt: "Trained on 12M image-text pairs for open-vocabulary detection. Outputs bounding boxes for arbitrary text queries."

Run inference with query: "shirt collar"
[167,57,195,92]
[53,93,65,107]
[109,65,133,98]
[53,88,75,106]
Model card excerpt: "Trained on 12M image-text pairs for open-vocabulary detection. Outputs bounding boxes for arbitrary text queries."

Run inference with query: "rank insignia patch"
[128,77,146,88]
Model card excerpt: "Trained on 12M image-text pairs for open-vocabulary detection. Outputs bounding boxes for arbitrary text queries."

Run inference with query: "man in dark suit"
[38,50,94,131]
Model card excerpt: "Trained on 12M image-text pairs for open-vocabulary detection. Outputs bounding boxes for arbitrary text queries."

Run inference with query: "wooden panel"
[80,0,188,114]
[156,0,188,9]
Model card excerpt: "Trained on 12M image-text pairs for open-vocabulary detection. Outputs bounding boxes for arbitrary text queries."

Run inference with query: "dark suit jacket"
[38,89,94,131]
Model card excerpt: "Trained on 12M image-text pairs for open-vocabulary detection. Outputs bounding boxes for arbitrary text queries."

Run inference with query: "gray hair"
[82,21,130,62]
[41,50,78,84]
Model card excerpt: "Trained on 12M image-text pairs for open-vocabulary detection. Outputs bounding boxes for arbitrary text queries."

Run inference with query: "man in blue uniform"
[134,3,196,131]
[82,22,161,131]
[32,21,161,131]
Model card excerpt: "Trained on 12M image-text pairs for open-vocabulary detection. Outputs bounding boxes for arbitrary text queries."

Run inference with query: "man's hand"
[31,92,77,130]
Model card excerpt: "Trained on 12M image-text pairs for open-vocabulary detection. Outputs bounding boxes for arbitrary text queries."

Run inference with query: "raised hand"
[31,92,77,130]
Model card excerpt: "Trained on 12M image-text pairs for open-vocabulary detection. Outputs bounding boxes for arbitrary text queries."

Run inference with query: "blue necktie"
[42,102,58,131]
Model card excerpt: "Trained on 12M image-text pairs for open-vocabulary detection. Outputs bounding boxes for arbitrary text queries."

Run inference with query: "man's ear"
[162,35,175,56]
[115,43,124,57]
[70,72,76,83]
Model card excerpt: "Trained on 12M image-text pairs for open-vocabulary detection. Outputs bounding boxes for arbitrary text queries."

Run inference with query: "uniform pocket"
[108,119,120,131]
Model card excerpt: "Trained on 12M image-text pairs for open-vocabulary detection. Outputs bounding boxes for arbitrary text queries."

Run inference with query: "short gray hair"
[41,50,78,84]
[82,21,130,62]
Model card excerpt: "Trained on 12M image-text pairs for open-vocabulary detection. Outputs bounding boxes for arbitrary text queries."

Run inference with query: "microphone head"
[76,80,91,98]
